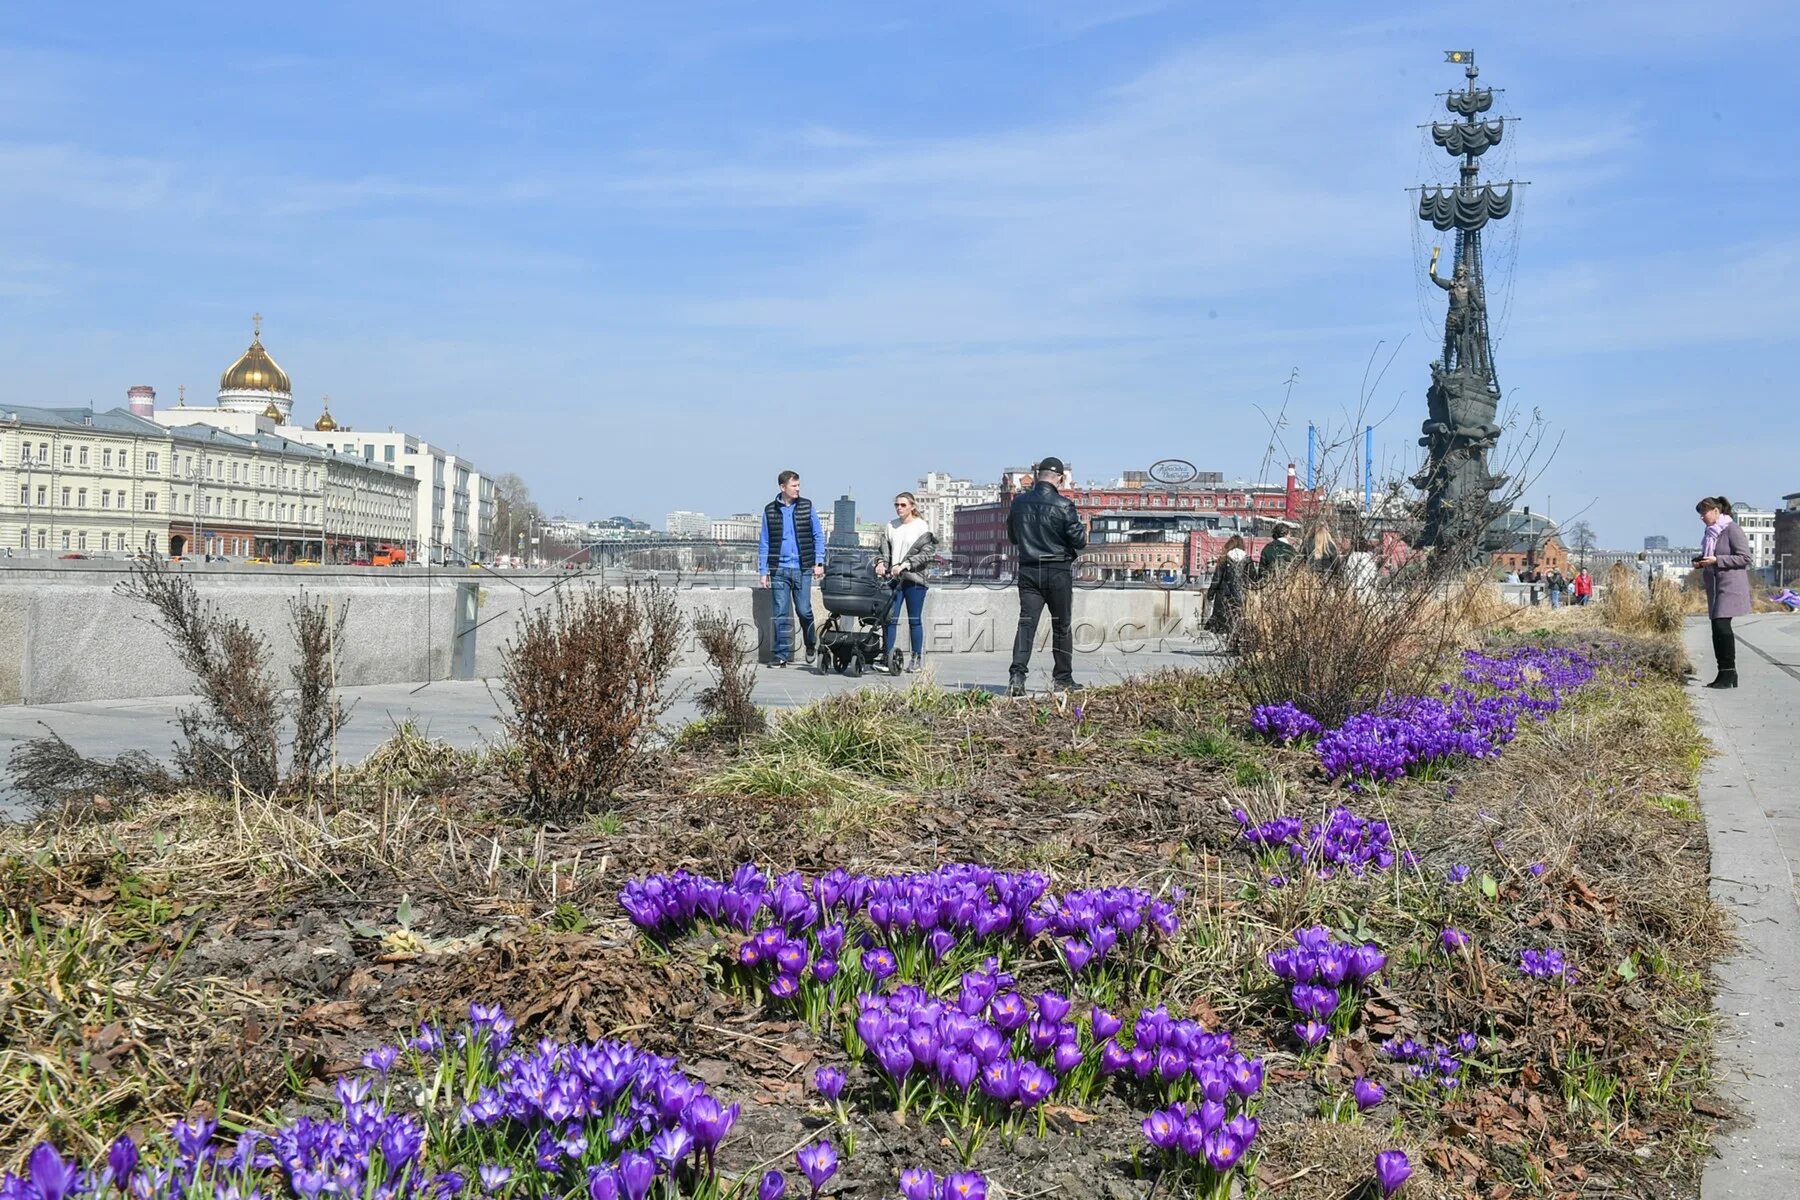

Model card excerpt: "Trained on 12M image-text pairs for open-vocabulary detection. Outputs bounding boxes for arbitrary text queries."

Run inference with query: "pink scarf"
[1701,514,1733,558]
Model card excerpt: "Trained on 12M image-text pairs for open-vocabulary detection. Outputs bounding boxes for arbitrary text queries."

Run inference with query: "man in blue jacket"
[758,469,825,667]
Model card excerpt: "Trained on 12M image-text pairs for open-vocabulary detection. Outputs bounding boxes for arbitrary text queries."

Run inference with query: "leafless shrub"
[116,559,281,795]
[499,581,685,816]
[289,593,350,788]
[6,732,175,815]
[1231,559,1485,726]
[692,609,765,742]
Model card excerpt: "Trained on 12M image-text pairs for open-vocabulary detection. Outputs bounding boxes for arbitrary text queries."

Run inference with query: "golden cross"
[178,384,186,404]
[252,312,263,338]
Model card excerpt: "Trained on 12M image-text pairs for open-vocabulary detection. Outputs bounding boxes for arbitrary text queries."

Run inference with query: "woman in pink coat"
[1696,496,1752,688]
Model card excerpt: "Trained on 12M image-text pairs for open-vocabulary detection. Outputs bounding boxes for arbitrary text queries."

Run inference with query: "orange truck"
[371,544,409,567]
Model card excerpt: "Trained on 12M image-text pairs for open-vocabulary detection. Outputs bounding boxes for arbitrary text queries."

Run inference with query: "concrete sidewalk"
[0,644,1218,814]
[1686,613,1800,1197]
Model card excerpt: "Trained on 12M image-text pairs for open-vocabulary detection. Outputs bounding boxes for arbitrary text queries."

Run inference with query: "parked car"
[58,553,88,560]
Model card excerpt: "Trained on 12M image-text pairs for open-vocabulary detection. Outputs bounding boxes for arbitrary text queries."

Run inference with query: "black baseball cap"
[1036,456,1066,474]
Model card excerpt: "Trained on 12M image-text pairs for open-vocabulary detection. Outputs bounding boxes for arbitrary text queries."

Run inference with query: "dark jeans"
[1011,563,1074,684]
[1711,616,1736,673]
[884,582,928,655]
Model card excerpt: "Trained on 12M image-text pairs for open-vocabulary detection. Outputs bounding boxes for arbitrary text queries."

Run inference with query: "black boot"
[1706,670,1738,689]
[1007,673,1027,697]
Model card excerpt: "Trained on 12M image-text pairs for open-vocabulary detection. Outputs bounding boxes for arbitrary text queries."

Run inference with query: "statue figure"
[1429,246,1483,373]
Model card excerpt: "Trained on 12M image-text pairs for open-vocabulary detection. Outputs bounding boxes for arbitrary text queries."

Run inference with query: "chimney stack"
[127,385,156,418]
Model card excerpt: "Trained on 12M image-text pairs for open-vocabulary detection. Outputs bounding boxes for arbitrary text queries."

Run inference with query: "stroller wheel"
[889,651,904,676]
[847,656,863,678]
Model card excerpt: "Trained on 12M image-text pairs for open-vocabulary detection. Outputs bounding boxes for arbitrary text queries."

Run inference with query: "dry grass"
[0,884,279,1169]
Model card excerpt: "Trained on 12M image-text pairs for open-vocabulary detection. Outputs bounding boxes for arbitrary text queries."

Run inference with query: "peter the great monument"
[1412,49,1519,560]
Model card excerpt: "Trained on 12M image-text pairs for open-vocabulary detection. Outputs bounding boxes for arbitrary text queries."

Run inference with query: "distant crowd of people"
[1199,522,1392,639]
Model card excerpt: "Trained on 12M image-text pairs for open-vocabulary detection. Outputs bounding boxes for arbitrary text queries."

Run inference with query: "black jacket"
[1006,481,1087,566]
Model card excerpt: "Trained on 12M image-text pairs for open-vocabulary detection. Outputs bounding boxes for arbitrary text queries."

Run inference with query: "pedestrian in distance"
[758,469,825,668]
[874,491,937,673]
[1573,567,1593,606]
[1695,496,1751,688]
[1635,552,1656,592]
[1204,536,1254,640]
[1259,523,1297,574]
[1305,524,1341,575]
[1545,567,1566,609]
[1006,457,1087,696]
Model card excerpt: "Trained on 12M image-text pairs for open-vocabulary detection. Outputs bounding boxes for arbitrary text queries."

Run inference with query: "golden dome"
[263,401,284,423]
[220,315,292,396]
[314,398,338,432]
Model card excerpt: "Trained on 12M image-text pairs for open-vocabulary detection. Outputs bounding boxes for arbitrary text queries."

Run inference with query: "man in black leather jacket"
[1006,457,1088,695]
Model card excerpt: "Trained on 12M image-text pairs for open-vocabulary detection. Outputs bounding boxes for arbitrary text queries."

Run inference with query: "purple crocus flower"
[1446,863,1470,883]
[1441,927,1471,951]
[795,1141,839,1196]
[617,1152,655,1200]
[1090,1007,1122,1040]
[1374,1149,1412,1195]
[650,1126,694,1168]
[586,1170,620,1200]
[1294,1019,1330,1047]
[943,1172,988,1200]
[860,948,898,980]
[1529,862,1546,877]
[1456,1032,1478,1054]
[27,1145,80,1200]
[361,1044,400,1075]
[478,1165,512,1193]
[759,1170,787,1200]
[898,1168,936,1200]
[106,1135,139,1186]
[1353,1077,1385,1110]
[813,1066,846,1102]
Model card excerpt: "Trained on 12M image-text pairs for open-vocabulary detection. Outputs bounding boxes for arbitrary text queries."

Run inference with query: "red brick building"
[952,465,1315,579]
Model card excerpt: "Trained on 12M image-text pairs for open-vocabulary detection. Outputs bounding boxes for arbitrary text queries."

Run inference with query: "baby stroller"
[817,550,904,676]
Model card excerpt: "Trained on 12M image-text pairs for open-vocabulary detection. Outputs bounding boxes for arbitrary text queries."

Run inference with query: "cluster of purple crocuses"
[1380,1032,1480,1092]
[896,1167,987,1200]
[1234,807,1398,879]
[621,863,1178,1012]
[1141,1101,1259,1179]
[852,965,1081,1119]
[1247,701,1324,743]
[1251,645,1600,786]
[0,1006,741,1200]
[1267,925,1387,1047]
[1518,947,1576,981]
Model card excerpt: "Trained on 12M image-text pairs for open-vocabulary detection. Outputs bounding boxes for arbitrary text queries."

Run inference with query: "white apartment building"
[1734,505,1776,569]
[1,403,414,560]
[710,513,760,541]
[913,471,1000,555]
[666,510,710,537]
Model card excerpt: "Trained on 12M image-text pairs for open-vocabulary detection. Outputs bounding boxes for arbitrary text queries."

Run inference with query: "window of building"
[145,492,158,512]
[61,530,70,550]
[178,493,188,513]
[101,490,110,509]
[36,485,46,506]
[78,446,89,466]
[61,486,71,506]
[101,532,110,551]
[77,488,87,508]
[102,448,112,468]
[384,445,395,463]
[36,529,46,549]
[146,451,158,473]
[38,442,49,463]
[17,530,25,550]
[231,463,239,483]
[62,445,71,465]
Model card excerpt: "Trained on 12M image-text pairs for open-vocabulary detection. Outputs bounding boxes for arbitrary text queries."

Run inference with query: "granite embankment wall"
[0,565,1211,705]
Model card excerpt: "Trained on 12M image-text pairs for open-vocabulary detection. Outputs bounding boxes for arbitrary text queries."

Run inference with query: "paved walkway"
[0,644,1217,814]
[1687,613,1800,1197]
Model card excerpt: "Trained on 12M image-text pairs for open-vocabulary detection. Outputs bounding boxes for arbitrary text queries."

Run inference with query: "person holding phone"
[1694,496,1751,688]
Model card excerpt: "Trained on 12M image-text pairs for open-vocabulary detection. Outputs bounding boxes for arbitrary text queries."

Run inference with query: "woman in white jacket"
[874,492,938,672]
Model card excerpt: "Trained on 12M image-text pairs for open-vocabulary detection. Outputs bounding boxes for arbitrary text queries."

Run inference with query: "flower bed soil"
[0,637,1726,1200]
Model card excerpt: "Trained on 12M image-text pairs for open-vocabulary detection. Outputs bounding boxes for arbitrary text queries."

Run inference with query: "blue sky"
[2,1,1795,546]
